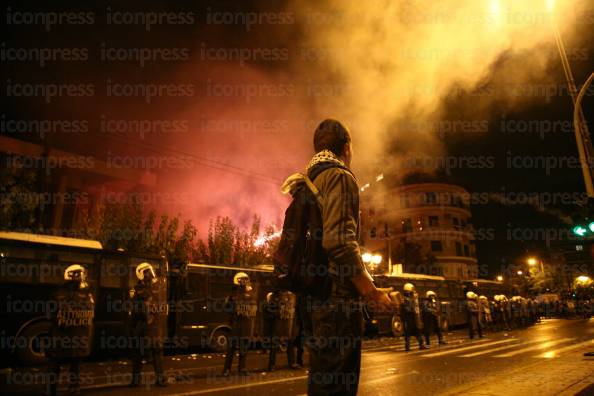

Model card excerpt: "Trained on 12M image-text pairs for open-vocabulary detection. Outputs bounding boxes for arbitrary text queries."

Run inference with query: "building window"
[370,227,377,239]
[455,242,462,256]
[400,194,411,208]
[463,244,469,257]
[429,216,439,227]
[426,192,437,205]
[430,241,443,251]
[452,217,460,230]
[402,218,412,233]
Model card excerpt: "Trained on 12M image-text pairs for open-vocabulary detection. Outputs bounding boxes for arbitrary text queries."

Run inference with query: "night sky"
[2,0,594,276]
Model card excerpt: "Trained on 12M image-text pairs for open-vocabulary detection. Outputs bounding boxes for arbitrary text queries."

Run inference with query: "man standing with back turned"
[301,119,394,395]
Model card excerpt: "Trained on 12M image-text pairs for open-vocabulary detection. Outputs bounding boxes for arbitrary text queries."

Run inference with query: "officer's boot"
[287,342,296,369]
[222,345,234,376]
[153,349,167,386]
[296,341,304,367]
[404,335,411,352]
[238,352,248,376]
[68,359,82,396]
[418,335,429,350]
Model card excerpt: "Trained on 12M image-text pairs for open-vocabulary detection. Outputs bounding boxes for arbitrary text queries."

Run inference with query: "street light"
[526,256,545,273]
[496,275,503,282]
[371,254,382,265]
[362,252,372,263]
[517,270,523,276]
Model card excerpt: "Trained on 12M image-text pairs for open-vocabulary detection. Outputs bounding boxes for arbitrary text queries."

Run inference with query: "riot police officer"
[401,283,427,351]
[466,292,483,339]
[130,262,167,387]
[478,295,492,331]
[422,291,446,346]
[264,289,297,371]
[223,272,257,376]
[492,295,506,331]
[47,264,95,396]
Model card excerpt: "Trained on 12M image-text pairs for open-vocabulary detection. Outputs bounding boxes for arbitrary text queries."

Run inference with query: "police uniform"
[422,293,445,346]
[47,276,94,396]
[223,281,257,375]
[130,277,166,386]
[466,293,483,339]
[478,296,492,331]
[265,290,296,371]
[401,290,426,351]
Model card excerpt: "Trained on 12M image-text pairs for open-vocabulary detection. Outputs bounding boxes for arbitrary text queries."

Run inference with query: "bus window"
[186,274,208,300]
[439,286,450,299]
[101,259,126,288]
[210,282,231,299]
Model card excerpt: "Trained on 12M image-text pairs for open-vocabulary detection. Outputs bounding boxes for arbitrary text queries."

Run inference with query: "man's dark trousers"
[305,297,363,396]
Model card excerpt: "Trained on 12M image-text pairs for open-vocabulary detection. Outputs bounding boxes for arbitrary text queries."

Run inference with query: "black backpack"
[273,164,349,300]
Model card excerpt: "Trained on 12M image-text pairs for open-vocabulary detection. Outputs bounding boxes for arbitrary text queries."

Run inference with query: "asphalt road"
[5,318,594,395]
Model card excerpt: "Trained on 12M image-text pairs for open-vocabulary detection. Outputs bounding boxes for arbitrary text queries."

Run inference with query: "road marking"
[460,339,545,357]
[362,370,418,385]
[422,338,516,357]
[537,339,594,358]
[495,338,575,357]
[365,338,490,357]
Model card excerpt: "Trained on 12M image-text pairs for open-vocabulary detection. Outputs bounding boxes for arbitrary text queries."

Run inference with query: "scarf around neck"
[306,149,346,172]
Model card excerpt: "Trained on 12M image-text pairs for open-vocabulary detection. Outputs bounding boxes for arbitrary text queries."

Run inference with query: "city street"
[6,318,593,396]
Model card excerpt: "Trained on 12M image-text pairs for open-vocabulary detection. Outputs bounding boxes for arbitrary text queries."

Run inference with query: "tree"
[0,156,43,232]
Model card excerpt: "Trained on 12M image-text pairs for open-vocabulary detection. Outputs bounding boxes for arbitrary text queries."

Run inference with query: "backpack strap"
[303,176,323,208]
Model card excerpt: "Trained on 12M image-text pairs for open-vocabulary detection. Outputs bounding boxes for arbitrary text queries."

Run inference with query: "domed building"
[361,182,478,280]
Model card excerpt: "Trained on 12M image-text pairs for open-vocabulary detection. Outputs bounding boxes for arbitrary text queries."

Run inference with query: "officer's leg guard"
[130,347,143,386]
[238,338,249,375]
[267,340,277,371]
[67,359,82,395]
[222,337,236,375]
[152,348,166,386]
[48,360,61,396]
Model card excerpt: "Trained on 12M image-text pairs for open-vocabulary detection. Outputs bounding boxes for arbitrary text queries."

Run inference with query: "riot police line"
[36,264,571,394]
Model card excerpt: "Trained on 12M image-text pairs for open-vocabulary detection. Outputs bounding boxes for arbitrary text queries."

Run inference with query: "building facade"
[362,183,478,280]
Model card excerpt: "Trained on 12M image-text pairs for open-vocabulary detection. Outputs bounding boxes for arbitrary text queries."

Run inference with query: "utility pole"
[552,22,594,197]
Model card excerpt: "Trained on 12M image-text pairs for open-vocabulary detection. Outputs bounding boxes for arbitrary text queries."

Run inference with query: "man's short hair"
[313,119,351,156]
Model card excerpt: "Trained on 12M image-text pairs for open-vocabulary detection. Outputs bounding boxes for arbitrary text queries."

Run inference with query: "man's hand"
[364,288,397,314]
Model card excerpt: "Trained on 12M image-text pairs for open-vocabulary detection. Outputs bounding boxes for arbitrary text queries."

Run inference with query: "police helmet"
[466,291,477,299]
[135,262,156,281]
[479,295,488,301]
[426,290,437,298]
[64,264,86,281]
[403,283,415,292]
[233,272,250,285]
[266,292,273,303]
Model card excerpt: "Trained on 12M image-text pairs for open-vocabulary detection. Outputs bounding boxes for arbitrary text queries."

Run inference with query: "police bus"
[0,231,168,366]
